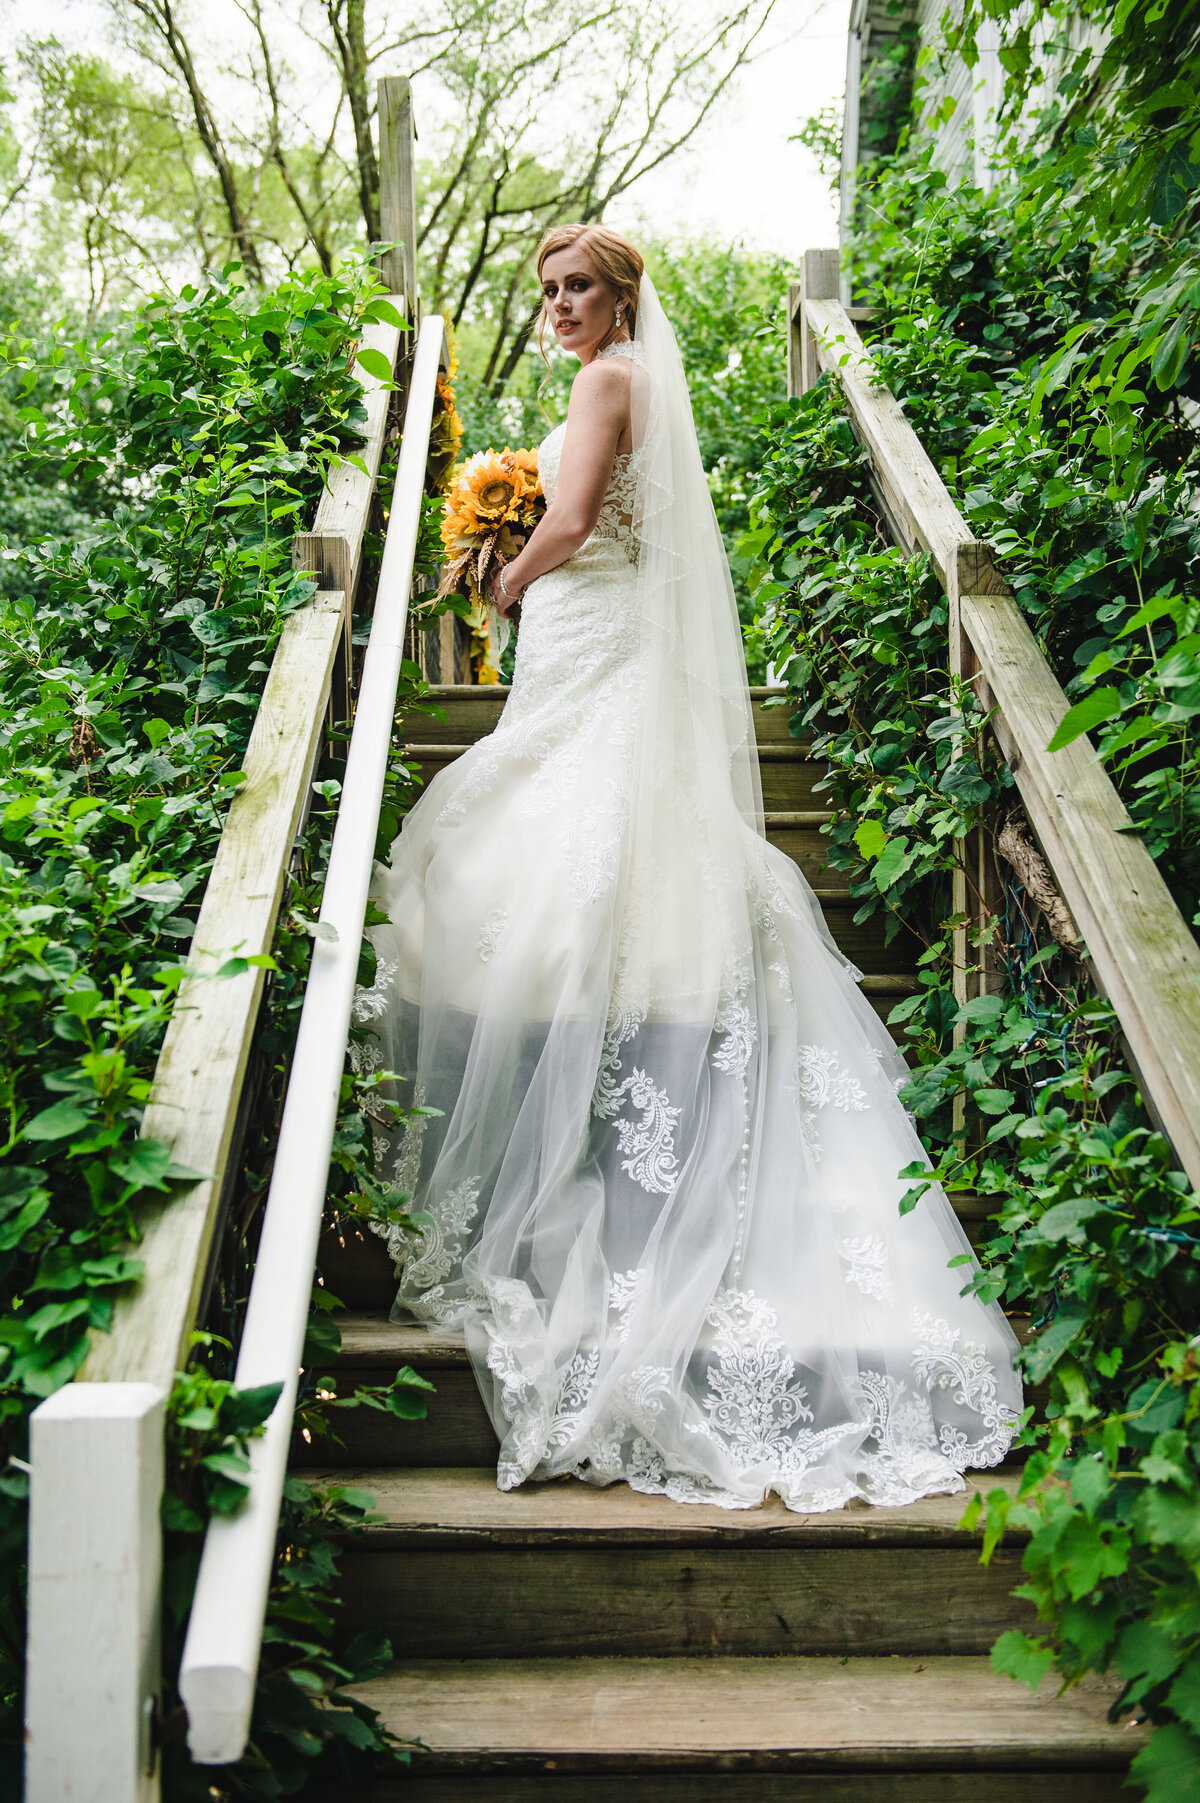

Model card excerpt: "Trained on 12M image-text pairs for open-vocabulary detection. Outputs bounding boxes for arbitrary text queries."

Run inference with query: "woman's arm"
[493,359,630,613]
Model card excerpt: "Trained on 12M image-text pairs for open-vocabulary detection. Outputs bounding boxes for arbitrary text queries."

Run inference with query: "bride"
[364,223,1021,1512]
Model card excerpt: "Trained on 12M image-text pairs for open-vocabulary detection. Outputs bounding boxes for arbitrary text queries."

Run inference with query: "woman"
[364,224,1020,1512]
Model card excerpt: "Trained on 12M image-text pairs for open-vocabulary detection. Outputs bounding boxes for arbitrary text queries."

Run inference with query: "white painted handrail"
[178,313,447,1765]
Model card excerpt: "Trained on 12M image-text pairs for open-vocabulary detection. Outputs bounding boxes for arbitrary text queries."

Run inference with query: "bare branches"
[324,0,379,241]
[414,0,782,382]
[124,0,265,282]
[12,0,784,330]
[238,0,333,271]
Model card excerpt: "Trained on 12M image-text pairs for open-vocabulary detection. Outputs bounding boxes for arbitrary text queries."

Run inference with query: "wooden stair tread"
[349,1655,1139,1765]
[329,1310,1034,1368]
[300,1462,1025,1544]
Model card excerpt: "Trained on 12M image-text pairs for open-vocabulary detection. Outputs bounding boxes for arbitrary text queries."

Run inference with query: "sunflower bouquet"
[439,447,542,602]
[438,447,544,679]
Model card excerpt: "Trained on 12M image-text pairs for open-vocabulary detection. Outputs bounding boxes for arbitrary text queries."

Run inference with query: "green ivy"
[0,253,398,1785]
[749,0,1200,1788]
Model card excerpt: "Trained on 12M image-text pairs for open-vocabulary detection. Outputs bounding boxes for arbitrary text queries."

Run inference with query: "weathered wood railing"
[25,75,425,1803]
[177,310,447,1765]
[787,249,1200,1189]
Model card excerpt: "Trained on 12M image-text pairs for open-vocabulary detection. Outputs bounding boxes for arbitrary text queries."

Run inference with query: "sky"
[612,0,849,260]
[6,0,849,263]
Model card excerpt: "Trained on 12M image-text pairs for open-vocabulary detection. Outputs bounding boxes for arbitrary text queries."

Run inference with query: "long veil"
[362,274,1020,1511]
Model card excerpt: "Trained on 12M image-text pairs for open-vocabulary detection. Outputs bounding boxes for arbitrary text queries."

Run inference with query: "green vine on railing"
[758,0,1200,1790]
[0,251,414,1790]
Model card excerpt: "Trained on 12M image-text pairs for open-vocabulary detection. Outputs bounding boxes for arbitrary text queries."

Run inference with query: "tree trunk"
[132,0,264,284]
[327,0,379,242]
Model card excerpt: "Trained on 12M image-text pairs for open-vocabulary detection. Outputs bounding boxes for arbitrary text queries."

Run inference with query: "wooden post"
[946,540,1008,1065]
[839,6,865,298]
[795,250,840,396]
[26,1382,166,1803]
[377,76,418,319]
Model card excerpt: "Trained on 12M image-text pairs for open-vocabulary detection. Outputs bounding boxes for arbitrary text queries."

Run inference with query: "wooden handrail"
[178,310,449,1769]
[794,263,1200,1188]
[79,311,404,1395]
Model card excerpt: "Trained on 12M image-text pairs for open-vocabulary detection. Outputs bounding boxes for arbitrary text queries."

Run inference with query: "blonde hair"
[534,223,644,396]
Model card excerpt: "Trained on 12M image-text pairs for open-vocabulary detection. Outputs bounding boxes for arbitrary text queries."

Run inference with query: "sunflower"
[433,444,544,681]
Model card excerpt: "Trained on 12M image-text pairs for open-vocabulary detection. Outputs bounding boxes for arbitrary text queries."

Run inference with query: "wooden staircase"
[301,685,1140,1799]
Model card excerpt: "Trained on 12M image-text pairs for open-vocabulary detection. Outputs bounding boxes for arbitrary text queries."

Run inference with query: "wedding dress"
[360,277,1021,1512]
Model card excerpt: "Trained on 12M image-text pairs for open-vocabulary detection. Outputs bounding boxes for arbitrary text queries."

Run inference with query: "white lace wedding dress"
[361,287,1020,1513]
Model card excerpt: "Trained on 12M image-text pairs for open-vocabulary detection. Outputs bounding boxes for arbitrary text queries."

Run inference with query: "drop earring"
[615,304,623,329]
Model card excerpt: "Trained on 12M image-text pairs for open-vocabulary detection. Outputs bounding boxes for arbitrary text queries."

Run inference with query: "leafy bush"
[0,255,395,1784]
[747,0,1200,1790]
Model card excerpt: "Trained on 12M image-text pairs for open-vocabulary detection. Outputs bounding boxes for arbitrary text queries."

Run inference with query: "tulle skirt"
[363,540,1020,1512]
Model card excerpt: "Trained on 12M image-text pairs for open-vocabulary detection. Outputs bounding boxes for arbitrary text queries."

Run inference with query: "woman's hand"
[492,565,524,619]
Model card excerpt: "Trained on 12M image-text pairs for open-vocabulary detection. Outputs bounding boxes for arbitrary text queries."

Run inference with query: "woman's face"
[540,244,624,362]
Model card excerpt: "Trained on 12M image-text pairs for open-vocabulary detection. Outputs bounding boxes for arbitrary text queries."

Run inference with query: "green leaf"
[873,835,912,890]
[355,346,396,384]
[23,1100,89,1141]
[1053,1512,1130,1599]
[1116,1620,1181,1686]
[1035,1195,1107,1243]
[854,819,888,861]
[955,993,1006,1027]
[1133,1481,1200,1559]
[1151,313,1192,391]
[1129,1722,1200,1803]
[1046,688,1122,754]
[1023,1308,1088,1382]
[361,298,407,328]
[1146,143,1200,226]
[1067,1455,1109,1515]
[229,1381,284,1428]
[1167,1659,1200,1735]
[200,1451,252,1484]
[992,1629,1055,1691]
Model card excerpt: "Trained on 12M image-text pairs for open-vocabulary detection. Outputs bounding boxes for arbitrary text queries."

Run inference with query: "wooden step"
[402,687,801,747]
[340,1655,1142,1782]
[401,684,509,745]
[299,1306,1034,1470]
[308,1465,1029,1659]
[324,1312,1028,1370]
[323,1773,1134,1802]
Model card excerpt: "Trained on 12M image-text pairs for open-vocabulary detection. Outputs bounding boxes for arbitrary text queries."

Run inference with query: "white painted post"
[26,1381,166,1803]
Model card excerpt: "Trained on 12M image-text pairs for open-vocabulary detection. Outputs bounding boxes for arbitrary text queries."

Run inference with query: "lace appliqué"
[607,1266,649,1341]
[689,1289,863,1479]
[437,749,499,823]
[562,786,624,905]
[912,1310,1018,1469]
[477,908,507,962]
[394,1176,481,1324]
[713,991,757,1078]
[351,953,397,1023]
[796,1044,870,1112]
[608,1068,680,1194]
[854,1369,958,1506]
[837,1234,894,1302]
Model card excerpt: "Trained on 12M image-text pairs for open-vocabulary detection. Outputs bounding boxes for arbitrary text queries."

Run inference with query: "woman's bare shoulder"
[572,354,634,399]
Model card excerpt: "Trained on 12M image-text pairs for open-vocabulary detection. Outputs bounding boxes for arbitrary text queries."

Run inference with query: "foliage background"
[742,2,1200,1796]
